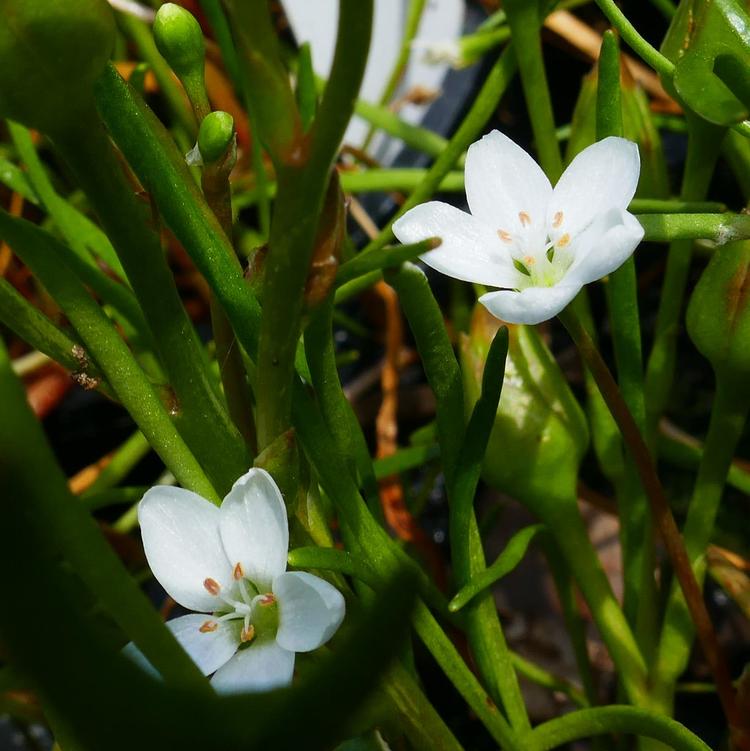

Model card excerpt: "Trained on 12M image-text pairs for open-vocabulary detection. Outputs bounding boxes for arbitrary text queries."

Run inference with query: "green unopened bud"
[153,3,209,121]
[197,111,235,164]
[153,3,205,79]
[0,0,115,134]
[687,239,750,381]
[460,306,588,509]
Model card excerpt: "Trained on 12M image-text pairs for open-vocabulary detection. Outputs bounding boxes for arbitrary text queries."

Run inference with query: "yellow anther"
[240,624,256,643]
[203,577,221,595]
[552,211,564,228]
[523,255,536,266]
[557,233,571,248]
[497,229,513,243]
[199,620,218,633]
[233,562,244,580]
[518,211,531,227]
[259,593,276,607]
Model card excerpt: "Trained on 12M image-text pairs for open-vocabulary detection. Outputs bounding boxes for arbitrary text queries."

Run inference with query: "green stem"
[382,661,466,751]
[348,90,451,161]
[224,0,302,163]
[304,299,381,515]
[637,211,750,242]
[336,238,438,286]
[198,0,242,90]
[644,117,726,440]
[50,101,246,496]
[373,443,440,478]
[658,420,750,496]
[559,305,743,732]
[0,211,217,501]
[593,0,675,77]
[287,546,523,749]
[93,66,265,363]
[654,379,750,704]
[8,121,127,280]
[631,199,725,213]
[530,706,710,751]
[412,603,525,750]
[541,539,600,708]
[202,152,258,455]
[0,277,102,385]
[504,0,563,181]
[255,0,373,448]
[450,524,543,612]
[80,430,151,497]
[511,651,588,709]
[597,30,656,659]
[544,496,649,706]
[388,264,530,732]
[0,339,210,690]
[7,122,147,337]
[359,45,518,258]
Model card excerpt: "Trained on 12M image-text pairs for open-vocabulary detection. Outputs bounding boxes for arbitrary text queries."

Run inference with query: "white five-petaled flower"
[136,468,345,694]
[393,131,644,325]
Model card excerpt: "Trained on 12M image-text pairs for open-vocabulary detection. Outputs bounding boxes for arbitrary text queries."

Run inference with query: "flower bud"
[687,239,750,381]
[0,0,115,133]
[460,306,588,509]
[197,111,235,165]
[153,3,205,80]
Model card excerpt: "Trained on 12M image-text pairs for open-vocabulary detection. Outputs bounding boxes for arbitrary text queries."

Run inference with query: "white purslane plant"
[393,130,644,325]
[132,467,345,694]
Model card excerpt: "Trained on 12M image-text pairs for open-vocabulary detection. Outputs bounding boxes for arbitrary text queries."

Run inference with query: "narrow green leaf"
[450,524,544,612]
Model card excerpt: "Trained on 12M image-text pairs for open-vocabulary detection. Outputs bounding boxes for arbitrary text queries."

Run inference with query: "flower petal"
[479,283,582,325]
[273,571,346,652]
[166,614,239,676]
[549,137,640,239]
[210,640,295,694]
[563,209,644,287]
[393,201,519,287]
[138,486,233,612]
[465,130,552,245]
[219,468,288,591]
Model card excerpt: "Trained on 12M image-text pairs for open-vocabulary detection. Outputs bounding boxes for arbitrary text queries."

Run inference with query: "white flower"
[135,468,345,694]
[393,131,644,325]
